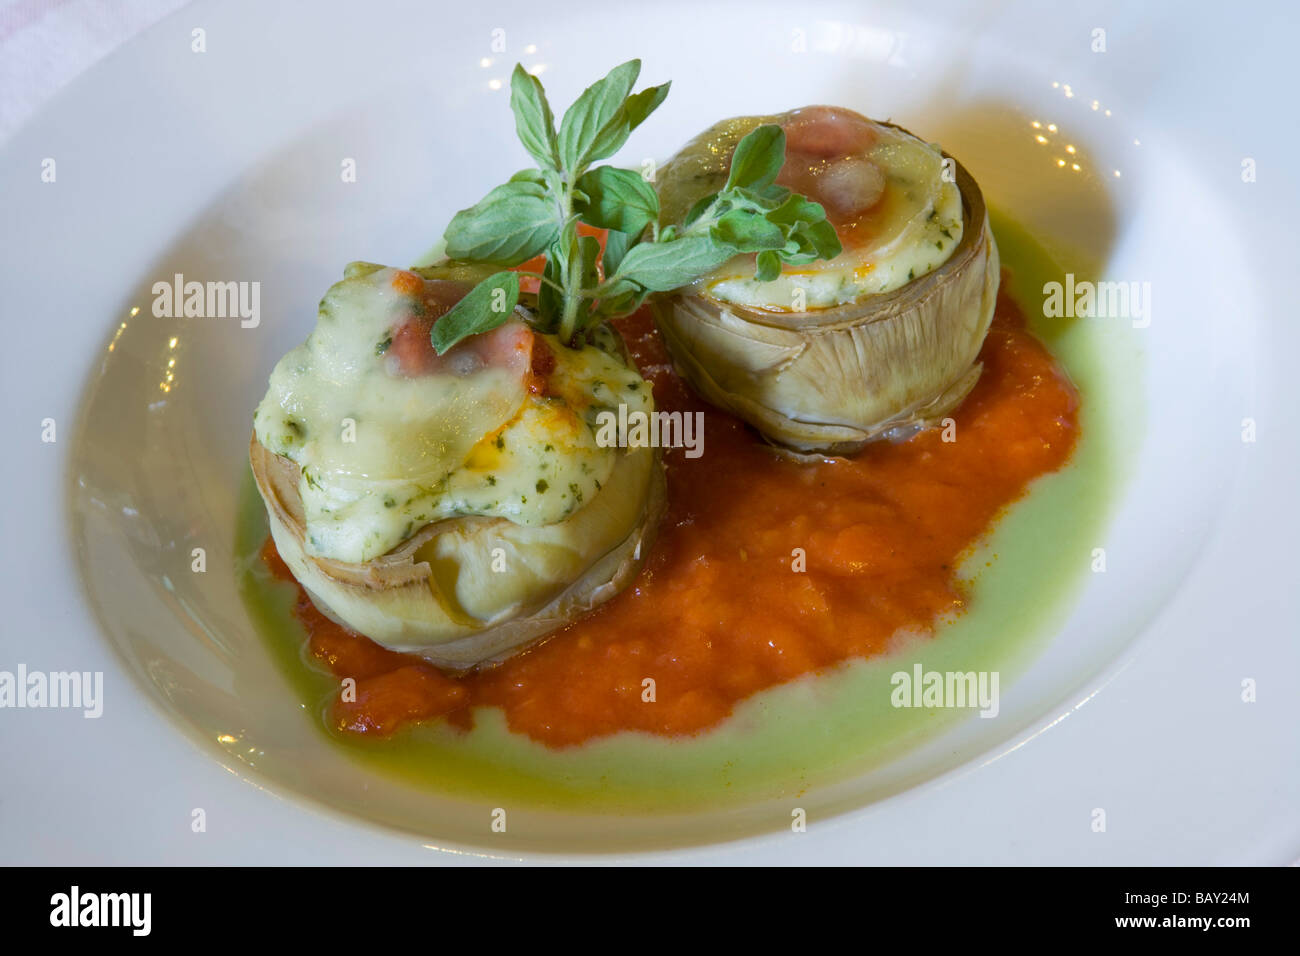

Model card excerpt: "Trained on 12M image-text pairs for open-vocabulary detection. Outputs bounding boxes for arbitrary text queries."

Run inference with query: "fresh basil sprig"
[429,271,520,354]
[438,60,841,350]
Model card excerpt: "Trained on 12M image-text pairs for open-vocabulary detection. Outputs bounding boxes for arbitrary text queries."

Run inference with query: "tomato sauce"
[263,276,1079,747]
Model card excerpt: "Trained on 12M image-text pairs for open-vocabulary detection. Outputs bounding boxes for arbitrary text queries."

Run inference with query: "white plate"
[1,0,1296,863]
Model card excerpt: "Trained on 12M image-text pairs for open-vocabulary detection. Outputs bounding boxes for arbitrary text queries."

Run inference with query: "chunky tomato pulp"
[263,277,1080,747]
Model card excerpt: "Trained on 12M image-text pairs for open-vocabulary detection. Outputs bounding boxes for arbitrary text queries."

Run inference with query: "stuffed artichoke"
[653,106,1000,454]
[250,262,664,670]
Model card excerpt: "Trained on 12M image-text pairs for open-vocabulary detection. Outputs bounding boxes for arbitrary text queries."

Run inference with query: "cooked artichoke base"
[253,264,650,564]
[654,106,998,454]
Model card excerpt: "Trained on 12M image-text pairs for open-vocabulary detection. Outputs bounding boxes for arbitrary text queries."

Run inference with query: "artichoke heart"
[653,106,1000,454]
[250,263,664,669]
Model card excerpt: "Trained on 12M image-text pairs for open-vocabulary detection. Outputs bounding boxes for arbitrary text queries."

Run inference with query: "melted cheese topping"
[660,110,964,312]
[253,265,651,563]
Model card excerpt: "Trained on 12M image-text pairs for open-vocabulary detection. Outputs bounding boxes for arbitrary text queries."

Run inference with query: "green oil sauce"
[236,212,1140,813]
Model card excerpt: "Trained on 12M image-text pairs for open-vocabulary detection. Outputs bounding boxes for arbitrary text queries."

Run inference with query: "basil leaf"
[556,59,640,171]
[578,233,602,289]
[739,182,790,205]
[682,191,717,228]
[434,61,844,338]
[766,191,825,226]
[574,234,603,331]
[731,185,785,212]
[754,250,782,282]
[725,124,786,192]
[713,208,787,252]
[539,218,576,327]
[574,166,659,237]
[614,235,734,292]
[801,218,842,260]
[602,228,632,277]
[537,244,564,327]
[542,167,565,195]
[430,271,520,354]
[622,82,671,131]
[509,65,558,170]
[780,219,843,265]
[780,232,818,264]
[592,276,650,321]
[443,181,560,265]
[584,81,670,164]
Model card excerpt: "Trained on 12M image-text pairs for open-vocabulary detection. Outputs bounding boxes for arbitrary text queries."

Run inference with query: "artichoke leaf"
[250,433,666,671]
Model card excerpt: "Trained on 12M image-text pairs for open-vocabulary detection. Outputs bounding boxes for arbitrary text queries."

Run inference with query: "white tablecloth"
[0,0,189,142]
